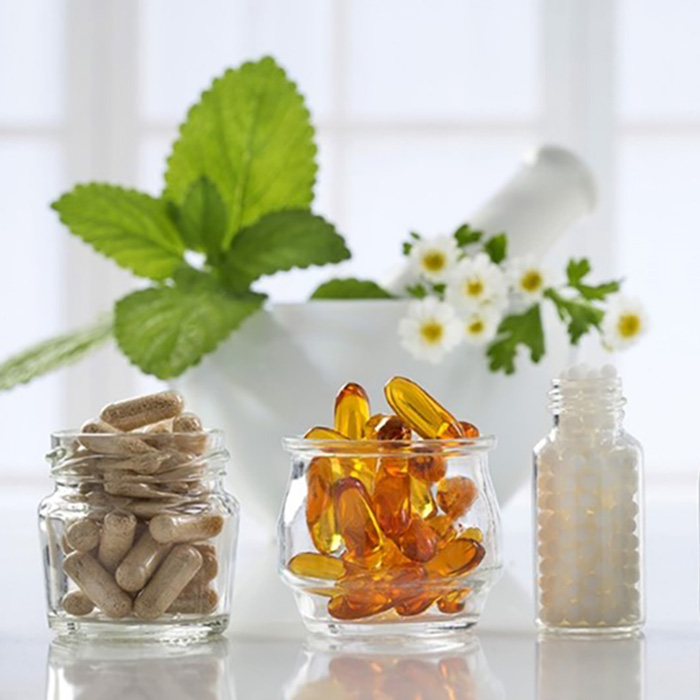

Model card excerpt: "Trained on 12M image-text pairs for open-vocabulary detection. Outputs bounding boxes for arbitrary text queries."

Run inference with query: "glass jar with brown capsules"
[38,391,239,642]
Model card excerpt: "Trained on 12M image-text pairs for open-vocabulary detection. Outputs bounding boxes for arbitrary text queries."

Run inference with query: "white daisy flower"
[446,253,508,313]
[507,255,550,303]
[463,307,503,346]
[399,297,463,364]
[409,235,459,284]
[601,295,648,351]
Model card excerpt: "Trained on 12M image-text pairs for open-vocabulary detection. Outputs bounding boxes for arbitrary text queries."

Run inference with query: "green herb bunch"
[0,57,349,390]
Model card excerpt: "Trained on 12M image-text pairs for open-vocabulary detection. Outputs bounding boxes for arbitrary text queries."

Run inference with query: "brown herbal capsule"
[65,519,101,553]
[63,552,132,619]
[79,420,158,456]
[98,510,137,571]
[167,587,218,615]
[149,513,224,544]
[100,391,184,431]
[115,532,171,592]
[62,590,95,616]
[173,412,207,454]
[133,545,203,620]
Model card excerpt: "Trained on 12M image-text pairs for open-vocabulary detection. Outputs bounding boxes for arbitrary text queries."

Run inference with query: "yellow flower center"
[422,251,446,272]
[420,321,444,344]
[468,320,484,335]
[521,270,543,293]
[465,278,484,297]
[617,313,641,338]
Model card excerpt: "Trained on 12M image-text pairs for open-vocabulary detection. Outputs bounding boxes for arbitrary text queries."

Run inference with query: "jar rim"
[282,435,496,457]
[50,428,224,442]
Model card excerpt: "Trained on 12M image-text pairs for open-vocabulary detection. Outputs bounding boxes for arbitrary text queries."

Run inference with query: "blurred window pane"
[615,136,700,471]
[619,0,700,121]
[140,0,333,124]
[347,0,540,120]
[0,139,64,472]
[0,0,64,124]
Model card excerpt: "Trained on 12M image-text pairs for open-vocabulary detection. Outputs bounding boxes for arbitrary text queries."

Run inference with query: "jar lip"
[51,428,224,441]
[282,435,496,456]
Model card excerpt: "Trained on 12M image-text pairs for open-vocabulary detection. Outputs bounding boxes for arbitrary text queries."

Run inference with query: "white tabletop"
[3,480,699,699]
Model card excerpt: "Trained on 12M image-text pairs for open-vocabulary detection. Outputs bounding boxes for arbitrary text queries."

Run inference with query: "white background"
[0,0,698,641]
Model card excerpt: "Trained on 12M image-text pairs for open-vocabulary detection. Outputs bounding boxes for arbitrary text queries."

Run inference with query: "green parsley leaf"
[164,57,317,247]
[311,278,395,300]
[114,273,264,379]
[52,184,185,281]
[220,210,350,295]
[170,177,227,259]
[565,258,621,301]
[454,223,482,247]
[406,283,428,299]
[545,289,604,344]
[483,233,508,264]
[486,305,545,374]
[0,315,113,392]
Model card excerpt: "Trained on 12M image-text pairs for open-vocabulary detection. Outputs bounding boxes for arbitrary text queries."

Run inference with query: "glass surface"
[278,438,503,642]
[39,431,239,642]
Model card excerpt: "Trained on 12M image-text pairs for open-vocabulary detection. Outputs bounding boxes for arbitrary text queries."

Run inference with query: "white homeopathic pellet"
[534,364,644,632]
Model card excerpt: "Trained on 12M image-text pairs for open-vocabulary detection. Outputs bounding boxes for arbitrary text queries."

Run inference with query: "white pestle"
[384,145,596,294]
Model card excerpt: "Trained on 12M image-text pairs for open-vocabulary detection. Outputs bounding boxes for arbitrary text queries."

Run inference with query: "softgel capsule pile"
[39,391,239,638]
[283,377,501,624]
[534,365,644,632]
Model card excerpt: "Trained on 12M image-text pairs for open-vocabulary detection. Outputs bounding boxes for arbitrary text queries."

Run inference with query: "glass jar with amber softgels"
[39,412,239,642]
[278,435,502,643]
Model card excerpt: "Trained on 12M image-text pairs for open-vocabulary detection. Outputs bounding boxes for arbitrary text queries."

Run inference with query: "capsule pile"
[288,377,486,621]
[51,391,224,621]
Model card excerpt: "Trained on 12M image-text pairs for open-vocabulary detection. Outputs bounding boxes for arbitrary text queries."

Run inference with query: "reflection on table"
[46,638,234,700]
[284,635,504,700]
[537,633,644,700]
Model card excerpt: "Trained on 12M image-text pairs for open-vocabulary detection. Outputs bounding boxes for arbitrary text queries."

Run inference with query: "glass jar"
[39,429,239,641]
[534,368,644,634]
[278,436,502,642]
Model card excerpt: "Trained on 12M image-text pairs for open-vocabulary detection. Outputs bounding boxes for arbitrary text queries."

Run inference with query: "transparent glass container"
[534,374,644,634]
[278,436,502,643]
[39,430,239,642]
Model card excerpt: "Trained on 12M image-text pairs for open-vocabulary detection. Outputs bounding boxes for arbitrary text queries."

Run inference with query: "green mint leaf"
[486,305,545,374]
[0,315,113,392]
[402,242,413,256]
[171,177,227,259]
[220,210,350,294]
[52,184,185,280]
[545,289,604,344]
[114,275,264,379]
[164,57,317,247]
[311,278,394,300]
[454,224,482,247]
[483,233,508,264]
[406,283,428,299]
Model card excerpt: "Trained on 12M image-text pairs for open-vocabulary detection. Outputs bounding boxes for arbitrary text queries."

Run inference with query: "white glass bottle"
[534,365,644,634]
